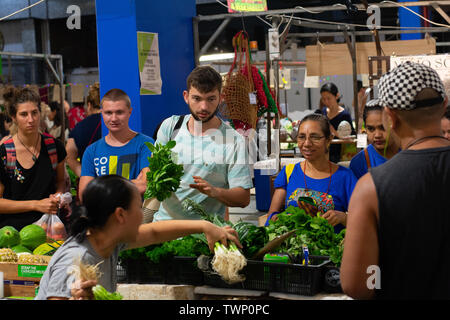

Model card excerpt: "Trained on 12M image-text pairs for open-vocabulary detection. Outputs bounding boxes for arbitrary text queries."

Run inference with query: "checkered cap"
[378,61,445,110]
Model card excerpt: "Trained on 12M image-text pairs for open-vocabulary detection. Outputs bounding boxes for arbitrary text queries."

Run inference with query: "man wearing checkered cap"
[341,61,450,299]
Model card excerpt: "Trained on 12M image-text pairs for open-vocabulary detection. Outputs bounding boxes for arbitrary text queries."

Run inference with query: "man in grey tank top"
[340,62,450,299]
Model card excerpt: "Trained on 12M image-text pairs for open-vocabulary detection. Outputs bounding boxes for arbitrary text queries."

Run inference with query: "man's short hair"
[395,88,445,128]
[101,88,131,109]
[186,66,223,94]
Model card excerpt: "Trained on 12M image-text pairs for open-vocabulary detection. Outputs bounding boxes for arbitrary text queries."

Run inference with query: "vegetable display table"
[115,284,350,300]
[117,284,197,300]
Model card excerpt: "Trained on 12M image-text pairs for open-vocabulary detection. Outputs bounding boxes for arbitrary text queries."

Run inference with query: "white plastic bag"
[33,192,72,241]
[34,213,67,241]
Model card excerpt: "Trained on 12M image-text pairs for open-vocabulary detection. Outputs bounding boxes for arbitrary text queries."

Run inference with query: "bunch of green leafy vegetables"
[119,234,210,264]
[144,140,184,202]
[119,200,269,265]
[266,206,345,266]
[93,285,123,300]
[182,199,268,259]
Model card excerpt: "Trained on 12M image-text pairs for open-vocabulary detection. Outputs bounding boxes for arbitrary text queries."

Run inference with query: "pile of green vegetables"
[119,200,268,266]
[119,234,211,264]
[144,140,184,202]
[119,202,345,277]
[266,206,345,266]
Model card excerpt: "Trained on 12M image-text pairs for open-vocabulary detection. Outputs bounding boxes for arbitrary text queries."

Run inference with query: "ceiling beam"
[431,3,450,24]
[195,1,450,22]
[286,27,449,38]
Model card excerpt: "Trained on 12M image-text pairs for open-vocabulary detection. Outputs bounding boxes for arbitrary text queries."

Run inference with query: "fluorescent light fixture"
[199,52,235,62]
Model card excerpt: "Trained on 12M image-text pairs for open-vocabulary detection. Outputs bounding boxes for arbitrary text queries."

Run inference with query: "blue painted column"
[398,0,422,40]
[95,0,196,137]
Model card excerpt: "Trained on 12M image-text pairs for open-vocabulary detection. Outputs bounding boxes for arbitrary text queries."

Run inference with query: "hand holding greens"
[144,141,184,202]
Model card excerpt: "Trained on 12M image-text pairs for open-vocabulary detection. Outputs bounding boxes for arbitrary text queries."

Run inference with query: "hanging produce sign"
[137,31,162,95]
[390,54,450,98]
[226,0,267,13]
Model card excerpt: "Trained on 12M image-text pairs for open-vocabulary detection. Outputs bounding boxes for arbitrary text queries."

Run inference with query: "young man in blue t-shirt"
[79,89,154,200]
[349,99,400,179]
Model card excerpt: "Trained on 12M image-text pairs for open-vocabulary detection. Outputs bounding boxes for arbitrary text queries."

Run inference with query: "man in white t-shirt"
[153,66,253,221]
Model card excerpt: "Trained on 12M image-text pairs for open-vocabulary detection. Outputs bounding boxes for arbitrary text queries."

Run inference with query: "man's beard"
[188,104,219,123]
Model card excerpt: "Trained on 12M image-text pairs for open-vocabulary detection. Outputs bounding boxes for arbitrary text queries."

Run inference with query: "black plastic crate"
[323,265,343,294]
[204,272,246,290]
[243,260,278,291]
[203,256,330,296]
[166,256,204,286]
[119,258,168,284]
[271,256,331,296]
[116,263,127,283]
[203,259,273,291]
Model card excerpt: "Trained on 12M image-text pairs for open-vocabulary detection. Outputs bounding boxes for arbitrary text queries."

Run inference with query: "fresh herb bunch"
[182,199,232,226]
[144,141,184,201]
[266,206,345,266]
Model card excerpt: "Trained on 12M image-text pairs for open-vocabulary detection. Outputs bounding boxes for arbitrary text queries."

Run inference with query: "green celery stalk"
[93,285,123,300]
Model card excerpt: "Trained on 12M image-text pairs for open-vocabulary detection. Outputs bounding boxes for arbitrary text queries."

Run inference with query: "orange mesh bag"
[221,31,258,130]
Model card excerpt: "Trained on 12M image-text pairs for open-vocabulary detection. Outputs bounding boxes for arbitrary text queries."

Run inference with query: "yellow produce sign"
[227,0,267,12]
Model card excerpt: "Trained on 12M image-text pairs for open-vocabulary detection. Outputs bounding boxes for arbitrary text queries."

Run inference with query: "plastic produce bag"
[33,192,72,241]
[34,213,67,241]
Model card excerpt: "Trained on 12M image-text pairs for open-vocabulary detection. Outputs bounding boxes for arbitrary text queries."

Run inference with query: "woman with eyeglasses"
[267,114,357,233]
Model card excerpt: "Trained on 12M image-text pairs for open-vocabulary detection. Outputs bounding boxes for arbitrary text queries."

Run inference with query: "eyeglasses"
[297,134,325,143]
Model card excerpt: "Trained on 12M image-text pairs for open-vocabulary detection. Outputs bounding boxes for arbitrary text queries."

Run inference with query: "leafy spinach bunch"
[149,235,211,262]
[266,206,346,266]
[119,235,210,264]
[144,141,184,201]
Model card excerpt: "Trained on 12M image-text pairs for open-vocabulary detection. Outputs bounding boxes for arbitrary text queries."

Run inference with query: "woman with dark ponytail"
[36,174,242,300]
